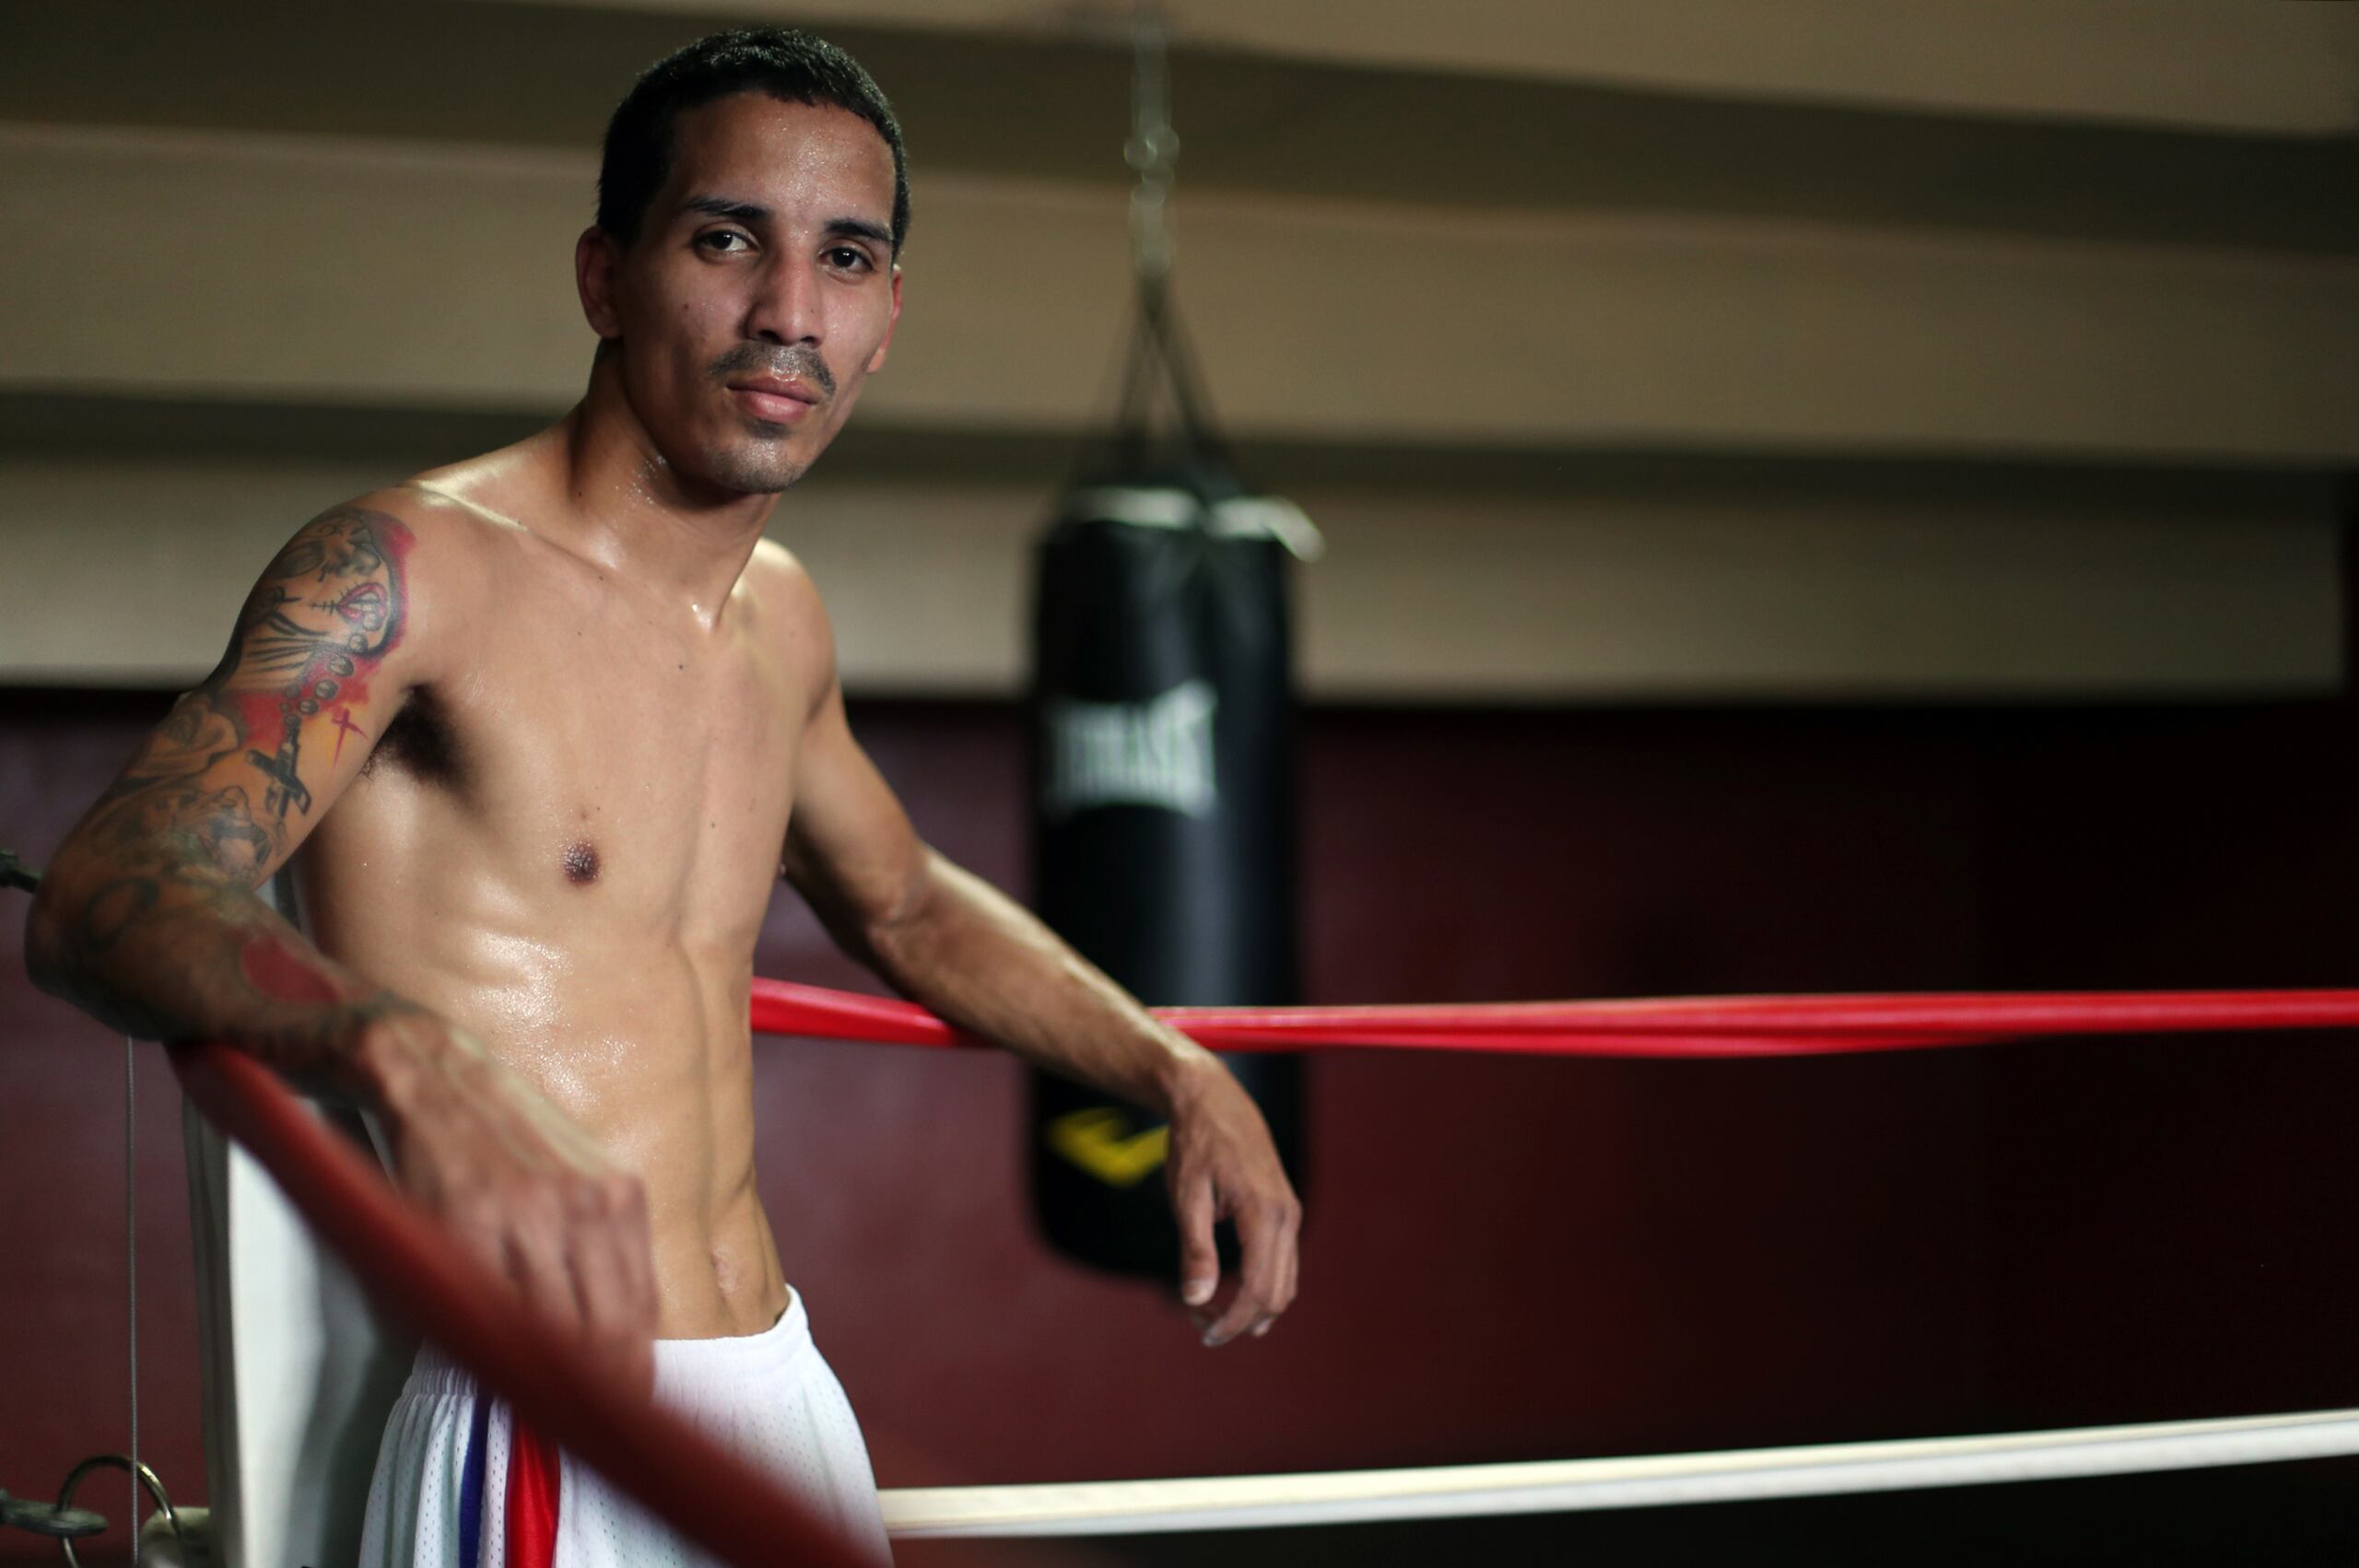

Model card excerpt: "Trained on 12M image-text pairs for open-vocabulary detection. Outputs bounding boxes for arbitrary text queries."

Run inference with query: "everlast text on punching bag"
[1029,468,1310,1281]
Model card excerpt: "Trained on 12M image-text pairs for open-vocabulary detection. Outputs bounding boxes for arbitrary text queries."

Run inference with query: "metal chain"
[1127,13,1180,283]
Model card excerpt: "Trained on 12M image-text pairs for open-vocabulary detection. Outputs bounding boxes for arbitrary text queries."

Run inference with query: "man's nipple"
[562,839,601,886]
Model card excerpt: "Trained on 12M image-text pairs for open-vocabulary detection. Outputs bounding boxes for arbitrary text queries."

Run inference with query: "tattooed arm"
[25,502,429,1079]
[23,498,659,1384]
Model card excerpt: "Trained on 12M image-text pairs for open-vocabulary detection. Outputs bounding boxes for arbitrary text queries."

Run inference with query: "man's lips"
[727,380,822,423]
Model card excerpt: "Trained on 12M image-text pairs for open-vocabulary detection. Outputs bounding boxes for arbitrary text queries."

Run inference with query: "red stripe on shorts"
[505,1411,563,1568]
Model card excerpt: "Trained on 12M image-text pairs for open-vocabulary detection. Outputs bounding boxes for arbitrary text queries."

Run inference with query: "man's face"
[594,93,902,495]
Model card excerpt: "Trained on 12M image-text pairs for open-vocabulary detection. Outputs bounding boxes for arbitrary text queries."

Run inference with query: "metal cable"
[125,1034,139,1567]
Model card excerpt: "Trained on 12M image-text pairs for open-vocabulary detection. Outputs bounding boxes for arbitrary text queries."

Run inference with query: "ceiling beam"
[6,124,2355,465]
[509,0,2359,135]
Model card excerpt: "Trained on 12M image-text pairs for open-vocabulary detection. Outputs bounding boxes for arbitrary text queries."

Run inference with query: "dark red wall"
[1978,703,2359,1430]
[5,690,2356,1557]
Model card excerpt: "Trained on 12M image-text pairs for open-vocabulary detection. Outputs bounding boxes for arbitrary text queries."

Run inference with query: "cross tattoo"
[247,742,313,820]
[330,708,368,766]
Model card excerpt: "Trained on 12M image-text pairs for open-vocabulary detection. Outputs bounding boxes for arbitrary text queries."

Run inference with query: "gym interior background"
[2,2,2356,1561]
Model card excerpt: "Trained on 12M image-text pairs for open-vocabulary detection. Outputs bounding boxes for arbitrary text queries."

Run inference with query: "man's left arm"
[780,670,1300,1345]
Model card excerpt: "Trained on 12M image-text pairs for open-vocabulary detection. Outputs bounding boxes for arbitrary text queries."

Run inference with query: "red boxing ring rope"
[752,978,2359,1059]
[172,979,2359,1565]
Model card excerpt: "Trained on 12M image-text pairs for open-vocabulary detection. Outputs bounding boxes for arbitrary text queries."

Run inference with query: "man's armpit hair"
[362,682,463,787]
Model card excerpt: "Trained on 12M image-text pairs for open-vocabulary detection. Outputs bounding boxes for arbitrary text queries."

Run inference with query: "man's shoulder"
[296,482,502,559]
[740,538,839,704]
[257,486,502,679]
[743,536,828,620]
[745,535,810,585]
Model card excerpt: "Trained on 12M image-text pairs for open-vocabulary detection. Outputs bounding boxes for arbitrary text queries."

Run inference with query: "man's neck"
[534,356,780,628]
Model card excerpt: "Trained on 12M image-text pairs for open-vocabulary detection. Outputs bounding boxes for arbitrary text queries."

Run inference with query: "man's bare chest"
[348,605,807,930]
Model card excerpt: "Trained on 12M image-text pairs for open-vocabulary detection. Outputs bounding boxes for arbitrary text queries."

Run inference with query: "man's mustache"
[710,344,836,399]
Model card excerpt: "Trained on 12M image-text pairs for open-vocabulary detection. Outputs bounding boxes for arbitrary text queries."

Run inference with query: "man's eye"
[827,247,872,272]
[697,230,751,253]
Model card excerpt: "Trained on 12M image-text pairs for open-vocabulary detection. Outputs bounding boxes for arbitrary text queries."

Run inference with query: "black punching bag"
[1028,461,1310,1280]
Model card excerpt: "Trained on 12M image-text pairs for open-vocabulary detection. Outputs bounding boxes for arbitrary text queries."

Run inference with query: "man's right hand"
[359,1011,660,1393]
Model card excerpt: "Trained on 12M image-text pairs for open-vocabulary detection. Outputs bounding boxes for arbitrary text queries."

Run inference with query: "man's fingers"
[1224,1193,1304,1345]
[569,1175,656,1319]
[1203,1198,1287,1347]
[1261,1200,1301,1335]
[566,1229,651,1373]
[556,1175,659,1390]
[499,1212,590,1337]
[1284,1197,1302,1305]
[611,1182,661,1330]
[571,1246,655,1396]
[1174,1175,1220,1308]
[393,1058,659,1389]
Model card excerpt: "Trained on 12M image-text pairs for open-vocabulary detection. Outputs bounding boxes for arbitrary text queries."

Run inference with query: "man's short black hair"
[598,28,910,256]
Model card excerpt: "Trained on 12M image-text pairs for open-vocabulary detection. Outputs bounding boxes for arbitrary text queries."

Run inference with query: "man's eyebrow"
[823,216,895,249]
[684,195,769,224]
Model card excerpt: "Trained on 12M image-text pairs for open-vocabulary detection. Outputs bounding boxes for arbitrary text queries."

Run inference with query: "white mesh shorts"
[357,1290,892,1566]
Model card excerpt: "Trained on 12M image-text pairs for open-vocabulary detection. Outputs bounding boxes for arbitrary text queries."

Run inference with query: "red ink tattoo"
[329,580,389,629]
[329,708,368,765]
[231,689,288,752]
[235,509,414,822]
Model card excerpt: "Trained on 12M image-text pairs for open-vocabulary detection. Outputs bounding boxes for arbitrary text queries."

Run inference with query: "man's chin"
[703,444,809,496]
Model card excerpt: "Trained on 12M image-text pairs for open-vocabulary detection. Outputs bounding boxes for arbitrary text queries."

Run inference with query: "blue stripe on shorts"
[457,1393,490,1567]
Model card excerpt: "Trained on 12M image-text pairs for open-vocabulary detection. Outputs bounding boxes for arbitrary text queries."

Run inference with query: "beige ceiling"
[2,0,2349,697]
[5,1,2355,252]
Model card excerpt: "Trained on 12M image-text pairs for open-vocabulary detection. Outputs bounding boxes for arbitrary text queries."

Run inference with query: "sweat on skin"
[23,89,1299,1398]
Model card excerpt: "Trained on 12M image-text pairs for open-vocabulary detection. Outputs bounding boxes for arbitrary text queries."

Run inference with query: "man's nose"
[746,252,822,346]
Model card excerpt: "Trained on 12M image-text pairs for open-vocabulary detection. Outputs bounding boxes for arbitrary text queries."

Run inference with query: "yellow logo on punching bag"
[1046,1106,1171,1188]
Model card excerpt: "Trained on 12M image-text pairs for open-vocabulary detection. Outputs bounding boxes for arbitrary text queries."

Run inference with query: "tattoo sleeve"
[24,505,428,1093]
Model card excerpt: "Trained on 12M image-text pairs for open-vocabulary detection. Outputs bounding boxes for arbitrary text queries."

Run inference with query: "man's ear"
[576,226,625,342]
[865,265,904,375]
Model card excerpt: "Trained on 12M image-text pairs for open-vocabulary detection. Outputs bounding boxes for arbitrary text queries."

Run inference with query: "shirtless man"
[23,29,1298,1563]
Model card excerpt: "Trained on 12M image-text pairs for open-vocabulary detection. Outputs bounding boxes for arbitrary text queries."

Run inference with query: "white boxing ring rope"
[876,1407,2359,1538]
